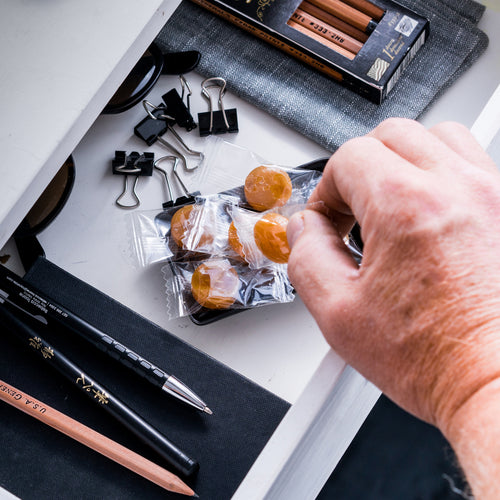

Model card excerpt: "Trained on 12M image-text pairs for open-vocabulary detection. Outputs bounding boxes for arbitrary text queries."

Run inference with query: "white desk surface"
[1,1,500,499]
[0,0,181,249]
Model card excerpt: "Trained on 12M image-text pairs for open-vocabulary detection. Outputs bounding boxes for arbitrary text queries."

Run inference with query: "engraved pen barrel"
[0,266,209,412]
[0,303,199,478]
[0,266,167,385]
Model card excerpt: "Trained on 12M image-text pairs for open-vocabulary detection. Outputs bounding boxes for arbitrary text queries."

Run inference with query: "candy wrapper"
[162,257,295,320]
[129,194,241,266]
[192,137,322,205]
[228,202,324,269]
[127,137,333,322]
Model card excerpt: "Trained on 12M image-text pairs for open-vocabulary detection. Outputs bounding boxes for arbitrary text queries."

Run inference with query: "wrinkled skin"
[287,118,500,435]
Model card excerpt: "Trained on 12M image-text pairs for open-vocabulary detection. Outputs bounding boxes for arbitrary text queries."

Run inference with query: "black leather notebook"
[0,258,290,499]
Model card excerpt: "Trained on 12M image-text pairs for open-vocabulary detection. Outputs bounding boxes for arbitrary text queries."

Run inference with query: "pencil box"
[187,0,430,103]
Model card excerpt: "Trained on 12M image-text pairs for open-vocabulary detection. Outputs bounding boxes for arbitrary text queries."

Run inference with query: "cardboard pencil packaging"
[188,0,430,104]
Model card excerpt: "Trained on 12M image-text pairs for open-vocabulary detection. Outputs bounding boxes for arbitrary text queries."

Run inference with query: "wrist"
[441,377,500,500]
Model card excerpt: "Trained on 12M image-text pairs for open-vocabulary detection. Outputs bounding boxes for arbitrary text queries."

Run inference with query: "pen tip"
[203,406,213,415]
[192,493,199,498]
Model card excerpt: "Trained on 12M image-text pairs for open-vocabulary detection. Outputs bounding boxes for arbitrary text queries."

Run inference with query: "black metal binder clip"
[134,101,203,170]
[112,151,154,209]
[198,77,238,137]
[133,105,172,146]
[161,76,197,132]
[154,155,200,209]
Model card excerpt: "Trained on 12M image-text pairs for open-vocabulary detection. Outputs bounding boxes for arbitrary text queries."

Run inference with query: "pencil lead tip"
[203,406,213,415]
[192,492,199,498]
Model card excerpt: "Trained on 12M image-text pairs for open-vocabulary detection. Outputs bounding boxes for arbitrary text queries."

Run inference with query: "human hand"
[287,118,500,433]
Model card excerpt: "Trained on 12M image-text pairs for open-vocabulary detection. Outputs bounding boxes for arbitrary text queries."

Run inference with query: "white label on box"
[395,15,418,37]
[367,58,390,81]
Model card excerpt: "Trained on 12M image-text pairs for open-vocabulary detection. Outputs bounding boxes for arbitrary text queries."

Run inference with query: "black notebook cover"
[0,258,290,499]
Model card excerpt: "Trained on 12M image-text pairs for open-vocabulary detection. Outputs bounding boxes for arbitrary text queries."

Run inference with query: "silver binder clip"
[154,154,200,209]
[154,155,176,209]
[135,100,203,170]
[198,77,238,137]
[179,75,192,112]
[112,151,154,209]
[115,176,140,209]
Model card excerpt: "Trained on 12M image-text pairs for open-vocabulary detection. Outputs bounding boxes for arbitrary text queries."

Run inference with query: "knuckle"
[431,120,468,137]
[374,117,424,140]
[337,135,377,155]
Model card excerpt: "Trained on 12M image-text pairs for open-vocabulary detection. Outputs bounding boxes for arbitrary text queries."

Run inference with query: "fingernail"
[287,212,305,249]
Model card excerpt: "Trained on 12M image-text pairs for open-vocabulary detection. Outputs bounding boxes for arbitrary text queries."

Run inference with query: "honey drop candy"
[191,260,240,309]
[254,213,290,264]
[244,166,292,211]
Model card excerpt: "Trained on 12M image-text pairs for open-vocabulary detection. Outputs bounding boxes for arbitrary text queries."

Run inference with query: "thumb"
[287,210,359,322]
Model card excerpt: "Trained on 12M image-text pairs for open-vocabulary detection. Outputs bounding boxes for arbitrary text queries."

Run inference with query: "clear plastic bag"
[128,137,328,321]
[129,194,241,266]
[228,202,324,269]
[162,257,295,319]
[129,209,175,267]
[191,137,322,207]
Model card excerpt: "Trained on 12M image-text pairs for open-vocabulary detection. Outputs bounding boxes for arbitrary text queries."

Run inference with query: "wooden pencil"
[0,379,197,497]
[288,19,356,60]
[300,1,369,42]
[340,0,385,21]
[306,0,375,33]
[292,8,364,55]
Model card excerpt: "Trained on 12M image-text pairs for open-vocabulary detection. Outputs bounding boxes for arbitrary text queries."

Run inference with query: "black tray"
[189,158,328,324]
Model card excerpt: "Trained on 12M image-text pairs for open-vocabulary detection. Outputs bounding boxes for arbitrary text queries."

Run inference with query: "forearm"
[442,378,500,500]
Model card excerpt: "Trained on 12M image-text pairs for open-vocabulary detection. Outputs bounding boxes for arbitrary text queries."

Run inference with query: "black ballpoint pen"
[0,265,211,414]
[0,301,199,478]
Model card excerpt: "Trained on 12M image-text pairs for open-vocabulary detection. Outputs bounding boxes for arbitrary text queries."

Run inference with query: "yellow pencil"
[307,0,376,33]
[341,0,385,21]
[292,8,364,55]
[300,1,369,42]
[0,379,197,497]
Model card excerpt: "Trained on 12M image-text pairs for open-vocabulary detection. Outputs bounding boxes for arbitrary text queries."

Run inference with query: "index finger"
[309,134,424,234]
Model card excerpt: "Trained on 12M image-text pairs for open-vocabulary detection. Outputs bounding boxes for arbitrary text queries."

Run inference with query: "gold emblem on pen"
[28,336,54,359]
[29,336,42,350]
[93,390,110,405]
[76,374,109,405]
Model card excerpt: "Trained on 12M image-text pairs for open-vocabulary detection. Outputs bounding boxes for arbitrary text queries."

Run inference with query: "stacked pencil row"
[288,0,385,60]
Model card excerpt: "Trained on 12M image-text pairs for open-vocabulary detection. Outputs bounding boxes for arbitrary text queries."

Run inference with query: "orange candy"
[254,213,290,264]
[191,260,240,310]
[170,204,213,250]
[244,166,292,211]
[228,221,245,259]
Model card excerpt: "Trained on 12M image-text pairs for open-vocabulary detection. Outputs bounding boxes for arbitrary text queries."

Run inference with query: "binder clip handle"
[112,151,154,209]
[198,77,238,137]
[154,155,176,209]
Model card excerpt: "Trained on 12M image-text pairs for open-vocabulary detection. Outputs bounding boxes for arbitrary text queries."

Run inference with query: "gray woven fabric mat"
[156,0,488,152]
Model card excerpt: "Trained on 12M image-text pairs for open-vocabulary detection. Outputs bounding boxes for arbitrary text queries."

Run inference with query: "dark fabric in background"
[317,395,470,500]
[0,259,289,499]
[156,0,488,152]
